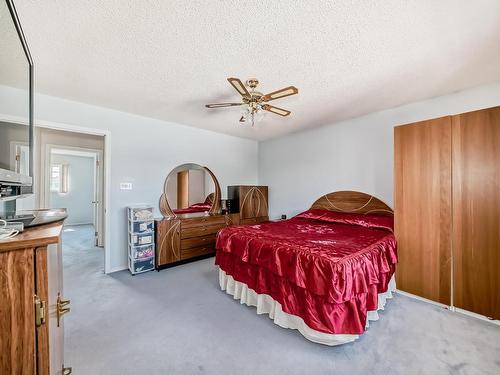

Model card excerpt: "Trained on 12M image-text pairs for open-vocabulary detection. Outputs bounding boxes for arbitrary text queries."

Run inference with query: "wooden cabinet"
[0,221,69,375]
[394,106,500,319]
[155,213,237,269]
[228,185,269,223]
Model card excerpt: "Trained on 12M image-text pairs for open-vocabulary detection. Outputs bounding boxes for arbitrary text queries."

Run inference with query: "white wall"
[259,81,500,219]
[50,153,95,225]
[0,85,259,272]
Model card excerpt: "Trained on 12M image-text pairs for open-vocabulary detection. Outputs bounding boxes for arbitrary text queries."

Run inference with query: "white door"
[93,153,104,247]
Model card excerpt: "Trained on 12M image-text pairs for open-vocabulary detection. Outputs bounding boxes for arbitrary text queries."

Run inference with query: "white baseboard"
[395,289,500,325]
[395,289,450,309]
[451,307,500,326]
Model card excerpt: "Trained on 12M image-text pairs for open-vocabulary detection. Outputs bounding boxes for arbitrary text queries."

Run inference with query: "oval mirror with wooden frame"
[159,163,221,218]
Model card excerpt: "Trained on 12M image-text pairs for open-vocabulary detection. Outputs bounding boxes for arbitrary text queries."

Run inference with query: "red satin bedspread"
[173,203,211,214]
[215,210,397,334]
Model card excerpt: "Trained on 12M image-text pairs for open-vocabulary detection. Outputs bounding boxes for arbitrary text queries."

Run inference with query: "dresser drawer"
[181,215,226,229]
[240,216,269,225]
[181,223,224,239]
[181,245,215,260]
[181,234,216,249]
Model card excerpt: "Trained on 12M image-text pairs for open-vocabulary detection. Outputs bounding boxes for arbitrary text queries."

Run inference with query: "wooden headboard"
[310,190,393,216]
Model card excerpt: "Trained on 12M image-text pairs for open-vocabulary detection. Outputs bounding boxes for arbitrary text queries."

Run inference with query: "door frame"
[0,113,112,273]
[44,144,104,244]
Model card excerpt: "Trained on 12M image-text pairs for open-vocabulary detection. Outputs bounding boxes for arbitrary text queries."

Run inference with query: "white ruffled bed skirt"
[219,269,396,346]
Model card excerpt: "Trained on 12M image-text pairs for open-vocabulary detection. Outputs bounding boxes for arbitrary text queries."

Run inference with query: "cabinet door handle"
[62,366,73,374]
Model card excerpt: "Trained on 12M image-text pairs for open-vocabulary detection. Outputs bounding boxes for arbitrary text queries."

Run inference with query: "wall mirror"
[159,163,221,218]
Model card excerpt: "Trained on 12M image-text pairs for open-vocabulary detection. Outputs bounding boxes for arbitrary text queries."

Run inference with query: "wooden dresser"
[156,182,269,269]
[228,185,269,224]
[155,213,238,269]
[0,220,71,375]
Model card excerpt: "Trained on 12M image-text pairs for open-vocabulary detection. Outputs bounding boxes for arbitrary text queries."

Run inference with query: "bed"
[215,191,397,345]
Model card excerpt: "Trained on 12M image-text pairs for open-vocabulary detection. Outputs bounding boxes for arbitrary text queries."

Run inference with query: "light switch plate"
[120,182,132,190]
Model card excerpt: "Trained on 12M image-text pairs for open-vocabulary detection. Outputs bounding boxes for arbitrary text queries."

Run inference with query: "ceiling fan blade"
[262,104,291,116]
[205,102,244,108]
[261,86,298,102]
[227,77,250,97]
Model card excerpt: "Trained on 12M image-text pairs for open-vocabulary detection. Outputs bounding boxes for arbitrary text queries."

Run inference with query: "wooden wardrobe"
[228,185,269,224]
[395,106,500,320]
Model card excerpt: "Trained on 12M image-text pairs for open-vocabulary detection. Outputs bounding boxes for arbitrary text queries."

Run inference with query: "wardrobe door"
[394,116,452,304]
[452,107,500,319]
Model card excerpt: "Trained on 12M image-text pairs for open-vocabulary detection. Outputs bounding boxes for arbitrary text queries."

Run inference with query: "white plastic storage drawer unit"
[127,205,156,275]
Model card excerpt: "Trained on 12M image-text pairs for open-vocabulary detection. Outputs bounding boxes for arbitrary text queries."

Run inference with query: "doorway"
[36,127,107,272]
[45,146,104,246]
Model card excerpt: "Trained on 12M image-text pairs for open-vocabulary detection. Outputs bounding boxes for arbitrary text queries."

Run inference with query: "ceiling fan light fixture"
[206,77,298,126]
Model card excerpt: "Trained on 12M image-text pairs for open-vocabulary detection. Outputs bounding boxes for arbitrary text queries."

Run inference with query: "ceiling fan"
[205,78,298,126]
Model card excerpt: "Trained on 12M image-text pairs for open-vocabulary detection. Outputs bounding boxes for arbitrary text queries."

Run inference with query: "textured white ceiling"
[9,0,500,140]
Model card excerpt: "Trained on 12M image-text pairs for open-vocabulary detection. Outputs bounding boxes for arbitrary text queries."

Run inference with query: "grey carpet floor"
[62,225,500,375]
